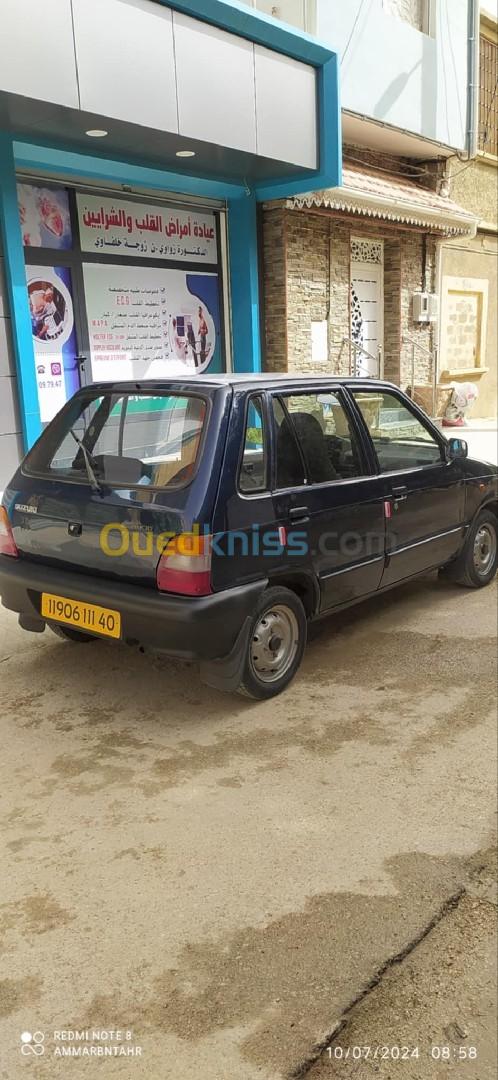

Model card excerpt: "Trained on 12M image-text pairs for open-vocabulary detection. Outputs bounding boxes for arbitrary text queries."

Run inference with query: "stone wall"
[383,236,401,383]
[262,208,287,373]
[399,231,437,387]
[262,207,437,389]
[285,211,330,374]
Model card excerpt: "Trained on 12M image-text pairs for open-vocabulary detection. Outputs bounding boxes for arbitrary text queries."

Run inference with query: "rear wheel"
[236,586,307,700]
[441,508,498,588]
[48,623,98,643]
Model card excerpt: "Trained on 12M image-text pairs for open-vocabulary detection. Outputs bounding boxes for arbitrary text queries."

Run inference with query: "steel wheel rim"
[473,523,497,577]
[250,604,299,684]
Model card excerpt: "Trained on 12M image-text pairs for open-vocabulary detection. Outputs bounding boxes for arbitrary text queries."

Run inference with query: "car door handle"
[392,485,408,502]
[289,506,310,523]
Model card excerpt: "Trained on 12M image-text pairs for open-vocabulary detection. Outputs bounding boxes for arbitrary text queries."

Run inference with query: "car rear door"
[348,385,467,587]
[269,388,386,611]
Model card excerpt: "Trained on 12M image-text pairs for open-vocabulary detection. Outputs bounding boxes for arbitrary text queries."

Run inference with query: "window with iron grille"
[479,34,498,156]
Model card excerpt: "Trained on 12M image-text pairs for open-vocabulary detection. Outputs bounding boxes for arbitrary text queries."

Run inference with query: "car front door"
[270,389,386,611]
[348,386,467,587]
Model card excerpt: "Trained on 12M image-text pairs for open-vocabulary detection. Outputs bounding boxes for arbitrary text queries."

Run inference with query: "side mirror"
[447,437,468,461]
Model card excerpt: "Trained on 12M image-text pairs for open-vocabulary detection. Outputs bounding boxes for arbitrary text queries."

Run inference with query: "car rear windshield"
[24,391,208,491]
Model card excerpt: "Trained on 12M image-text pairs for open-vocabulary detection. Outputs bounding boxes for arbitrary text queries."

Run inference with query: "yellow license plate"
[41,593,121,639]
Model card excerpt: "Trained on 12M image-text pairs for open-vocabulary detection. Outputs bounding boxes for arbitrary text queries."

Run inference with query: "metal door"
[350,238,384,377]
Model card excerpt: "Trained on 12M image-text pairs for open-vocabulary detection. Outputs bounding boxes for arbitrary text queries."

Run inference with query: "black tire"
[48,622,98,643]
[440,508,498,588]
[236,586,307,700]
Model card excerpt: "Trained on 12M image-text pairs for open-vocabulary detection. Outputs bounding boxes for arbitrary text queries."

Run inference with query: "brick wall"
[262,207,437,389]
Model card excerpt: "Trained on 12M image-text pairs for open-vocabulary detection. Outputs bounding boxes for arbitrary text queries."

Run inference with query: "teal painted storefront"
[0,0,340,453]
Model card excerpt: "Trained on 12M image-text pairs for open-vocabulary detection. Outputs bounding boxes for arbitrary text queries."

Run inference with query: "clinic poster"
[82,262,223,382]
[18,183,72,250]
[26,266,79,422]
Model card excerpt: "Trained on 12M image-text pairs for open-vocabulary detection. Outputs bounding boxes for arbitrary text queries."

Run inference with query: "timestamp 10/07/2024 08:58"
[326,1045,478,1062]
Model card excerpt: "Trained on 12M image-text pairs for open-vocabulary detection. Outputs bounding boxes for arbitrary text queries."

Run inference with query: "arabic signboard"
[83,262,222,382]
[77,193,218,264]
[26,265,79,422]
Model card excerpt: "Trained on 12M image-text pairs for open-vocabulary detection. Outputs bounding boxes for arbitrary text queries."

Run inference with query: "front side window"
[273,392,364,487]
[24,391,207,490]
[351,390,443,473]
[239,396,268,493]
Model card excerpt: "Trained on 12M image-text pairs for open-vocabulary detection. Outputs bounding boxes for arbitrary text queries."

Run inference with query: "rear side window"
[239,395,268,493]
[24,391,207,490]
[272,392,364,487]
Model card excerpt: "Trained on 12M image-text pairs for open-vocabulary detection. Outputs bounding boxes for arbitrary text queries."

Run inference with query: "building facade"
[253,0,481,411]
[262,151,476,393]
[0,0,341,489]
[439,9,498,419]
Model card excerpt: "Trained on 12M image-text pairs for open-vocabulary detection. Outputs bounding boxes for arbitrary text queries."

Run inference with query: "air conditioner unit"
[412,292,438,324]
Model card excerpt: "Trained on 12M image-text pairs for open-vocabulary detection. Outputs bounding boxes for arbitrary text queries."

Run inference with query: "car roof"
[87,373,401,393]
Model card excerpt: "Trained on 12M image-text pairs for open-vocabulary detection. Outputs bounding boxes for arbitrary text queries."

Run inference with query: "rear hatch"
[8,384,228,588]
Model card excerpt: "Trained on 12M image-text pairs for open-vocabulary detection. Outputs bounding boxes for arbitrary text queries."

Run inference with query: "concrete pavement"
[307,851,497,1080]
[0,573,496,1078]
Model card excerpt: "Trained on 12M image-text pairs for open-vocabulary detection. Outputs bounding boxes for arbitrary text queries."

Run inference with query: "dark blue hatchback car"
[0,375,496,698]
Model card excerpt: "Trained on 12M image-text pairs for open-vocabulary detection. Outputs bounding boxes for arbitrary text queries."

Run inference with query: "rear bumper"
[0,555,267,662]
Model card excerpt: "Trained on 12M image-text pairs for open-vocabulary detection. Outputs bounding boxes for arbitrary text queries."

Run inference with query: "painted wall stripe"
[0,134,41,449]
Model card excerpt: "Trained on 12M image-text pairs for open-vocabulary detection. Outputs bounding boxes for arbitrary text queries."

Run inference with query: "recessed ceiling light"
[176,149,196,158]
[85,128,108,138]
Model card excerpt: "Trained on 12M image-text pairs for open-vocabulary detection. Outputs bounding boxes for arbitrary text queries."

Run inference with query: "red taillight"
[156,532,212,596]
[0,507,18,557]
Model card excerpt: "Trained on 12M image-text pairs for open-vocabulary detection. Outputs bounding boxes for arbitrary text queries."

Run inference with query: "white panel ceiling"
[72,0,178,132]
[0,0,78,107]
[173,12,258,155]
[255,45,317,167]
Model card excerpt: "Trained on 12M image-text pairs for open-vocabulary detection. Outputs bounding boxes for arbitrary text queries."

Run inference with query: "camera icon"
[20,1031,45,1056]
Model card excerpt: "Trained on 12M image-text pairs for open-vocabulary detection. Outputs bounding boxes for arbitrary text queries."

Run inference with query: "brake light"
[156,532,212,596]
[0,507,18,557]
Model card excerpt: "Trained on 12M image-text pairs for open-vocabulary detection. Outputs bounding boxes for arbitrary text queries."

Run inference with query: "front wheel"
[441,508,498,588]
[236,586,307,700]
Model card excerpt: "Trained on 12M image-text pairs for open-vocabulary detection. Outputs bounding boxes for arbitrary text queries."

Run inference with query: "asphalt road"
[0,572,496,1079]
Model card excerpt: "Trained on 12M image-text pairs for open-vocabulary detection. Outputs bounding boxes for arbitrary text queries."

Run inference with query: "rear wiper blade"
[69,429,102,493]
